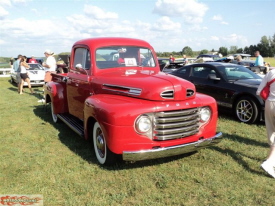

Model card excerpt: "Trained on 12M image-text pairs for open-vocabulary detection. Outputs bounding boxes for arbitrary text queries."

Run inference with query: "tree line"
[156,33,275,58]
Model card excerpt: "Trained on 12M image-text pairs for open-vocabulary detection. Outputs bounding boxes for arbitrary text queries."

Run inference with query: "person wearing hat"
[28,55,37,63]
[42,49,57,83]
[37,50,57,103]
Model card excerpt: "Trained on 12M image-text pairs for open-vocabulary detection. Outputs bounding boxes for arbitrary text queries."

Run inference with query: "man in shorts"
[13,54,23,93]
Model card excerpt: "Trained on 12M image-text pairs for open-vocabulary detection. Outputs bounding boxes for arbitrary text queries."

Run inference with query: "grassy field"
[1,77,275,205]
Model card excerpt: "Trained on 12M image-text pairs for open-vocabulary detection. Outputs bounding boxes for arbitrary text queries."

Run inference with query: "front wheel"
[50,102,59,123]
[234,96,258,124]
[93,122,117,165]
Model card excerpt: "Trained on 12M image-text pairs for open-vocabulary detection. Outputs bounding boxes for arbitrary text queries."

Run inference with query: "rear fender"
[45,81,68,114]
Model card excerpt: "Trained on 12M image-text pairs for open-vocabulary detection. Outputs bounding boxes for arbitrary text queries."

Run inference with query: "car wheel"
[234,96,258,124]
[50,102,59,123]
[93,122,117,165]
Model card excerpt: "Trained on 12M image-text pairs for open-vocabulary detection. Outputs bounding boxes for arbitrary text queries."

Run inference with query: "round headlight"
[135,115,152,133]
[200,107,211,122]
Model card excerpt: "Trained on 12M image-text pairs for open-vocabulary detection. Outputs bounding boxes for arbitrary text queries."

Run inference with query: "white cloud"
[221,21,228,25]
[0,39,6,45]
[84,5,118,20]
[212,15,223,21]
[211,36,219,41]
[153,0,208,24]
[212,14,228,25]
[152,16,181,31]
[12,0,30,3]
[0,6,9,19]
[0,0,12,7]
[187,25,208,32]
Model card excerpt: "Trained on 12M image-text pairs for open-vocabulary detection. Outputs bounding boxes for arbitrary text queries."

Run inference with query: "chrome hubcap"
[236,100,253,122]
[96,129,105,158]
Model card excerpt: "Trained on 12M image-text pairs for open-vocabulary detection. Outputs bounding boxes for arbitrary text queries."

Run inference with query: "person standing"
[42,49,56,83]
[257,68,275,178]
[28,55,37,63]
[9,57,14,68]
[182,54,188,65]
[169,54,175,63]
[13,54,23,93]
[19,56,34,94]
[254,51,264,66]
[38,50,56,103]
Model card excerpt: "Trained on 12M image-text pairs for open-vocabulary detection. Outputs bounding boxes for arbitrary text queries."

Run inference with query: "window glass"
[73,48,91,70]
[96,46,156,69]
[192,66,215,78]
[220,65,262,80]
[178,68,189,75]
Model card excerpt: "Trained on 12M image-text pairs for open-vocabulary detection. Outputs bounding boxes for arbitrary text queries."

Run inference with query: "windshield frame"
[95,46,156,69]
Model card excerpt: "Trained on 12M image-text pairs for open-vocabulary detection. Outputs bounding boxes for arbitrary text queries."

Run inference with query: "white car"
[11,63,45,86]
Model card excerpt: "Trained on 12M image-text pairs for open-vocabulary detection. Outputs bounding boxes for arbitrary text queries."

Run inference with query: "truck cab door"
[67,47,92,120]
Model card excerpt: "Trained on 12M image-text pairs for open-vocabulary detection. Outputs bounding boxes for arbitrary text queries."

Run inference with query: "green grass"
[1,77,275,205]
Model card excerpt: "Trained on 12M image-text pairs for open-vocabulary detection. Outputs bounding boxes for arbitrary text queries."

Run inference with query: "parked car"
[197,54,220,61]
[162,62,185,73]
[157,58,170,71]
[171,62,264,123]
[219,54,267,76]
[231,54,255,67]
[11,63,45,86]
[175,58,196,64]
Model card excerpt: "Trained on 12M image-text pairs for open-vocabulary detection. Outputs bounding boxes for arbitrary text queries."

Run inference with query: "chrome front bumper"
[123,132,222,161]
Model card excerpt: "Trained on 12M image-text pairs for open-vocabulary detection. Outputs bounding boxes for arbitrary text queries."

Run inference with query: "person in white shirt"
[257,69,275,178]
[42,49,57,83]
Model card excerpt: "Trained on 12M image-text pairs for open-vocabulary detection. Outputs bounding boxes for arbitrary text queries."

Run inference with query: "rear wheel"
[93,122,117,165]
[234,96,258,124]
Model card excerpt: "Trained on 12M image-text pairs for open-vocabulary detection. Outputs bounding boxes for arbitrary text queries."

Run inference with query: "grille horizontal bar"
[153,108,200,140]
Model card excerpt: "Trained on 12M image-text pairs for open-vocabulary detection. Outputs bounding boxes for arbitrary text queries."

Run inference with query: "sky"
[0,0,274,58]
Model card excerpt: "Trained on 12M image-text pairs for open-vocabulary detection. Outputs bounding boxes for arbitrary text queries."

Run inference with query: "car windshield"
[28,64,44,70]
[96,46,156,69]
[218,65,262,81]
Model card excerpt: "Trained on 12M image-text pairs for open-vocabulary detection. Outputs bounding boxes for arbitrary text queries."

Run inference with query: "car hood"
[233,78,262,88]
[28,70,45,80]
[93,69,196,101]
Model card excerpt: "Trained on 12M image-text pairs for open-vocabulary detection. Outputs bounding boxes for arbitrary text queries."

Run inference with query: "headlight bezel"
[199,107,211,124]
[134,114,153,137]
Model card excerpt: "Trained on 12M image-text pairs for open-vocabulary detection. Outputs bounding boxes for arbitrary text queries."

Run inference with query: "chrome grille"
[160,90,174,99]
[154,108,199,140]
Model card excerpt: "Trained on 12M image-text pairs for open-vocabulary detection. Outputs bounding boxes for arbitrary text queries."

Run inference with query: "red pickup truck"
[45,37,222,165]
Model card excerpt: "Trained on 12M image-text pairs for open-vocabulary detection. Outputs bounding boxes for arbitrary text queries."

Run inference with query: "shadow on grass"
[8,85,44,100]
[210,145,265,176]
[33,104,97,164]
[32,104,201,170]
[32,104,268,172]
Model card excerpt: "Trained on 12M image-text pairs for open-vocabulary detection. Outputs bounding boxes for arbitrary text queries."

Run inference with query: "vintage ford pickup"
[45,37,222,165]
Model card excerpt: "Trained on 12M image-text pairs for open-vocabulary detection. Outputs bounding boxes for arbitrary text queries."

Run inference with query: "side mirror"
[208,73,220,81]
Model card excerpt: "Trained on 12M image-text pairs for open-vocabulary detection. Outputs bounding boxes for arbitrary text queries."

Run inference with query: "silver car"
[11,63,45,86]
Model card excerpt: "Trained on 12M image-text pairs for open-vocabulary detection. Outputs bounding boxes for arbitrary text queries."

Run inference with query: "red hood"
[92,69,196,101]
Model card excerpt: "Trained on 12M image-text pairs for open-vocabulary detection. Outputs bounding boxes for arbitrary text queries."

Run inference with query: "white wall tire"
[51,102,58,123]
[93,122,116,165]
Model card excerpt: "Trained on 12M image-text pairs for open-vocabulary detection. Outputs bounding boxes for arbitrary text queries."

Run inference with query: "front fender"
[45,81,68,114]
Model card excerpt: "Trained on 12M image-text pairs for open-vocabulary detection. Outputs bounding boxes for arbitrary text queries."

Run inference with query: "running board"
[57,114,84,137]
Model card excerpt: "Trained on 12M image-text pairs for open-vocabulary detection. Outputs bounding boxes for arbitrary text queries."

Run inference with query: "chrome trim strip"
[122,132,222,161]
[102,84,142,96]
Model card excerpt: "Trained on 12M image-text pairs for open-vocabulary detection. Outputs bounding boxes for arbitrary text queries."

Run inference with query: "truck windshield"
[96,46,156,69]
